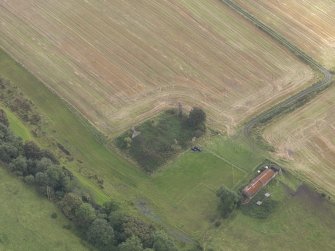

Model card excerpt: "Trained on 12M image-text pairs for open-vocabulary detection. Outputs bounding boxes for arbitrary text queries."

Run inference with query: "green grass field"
[1,49,335,249]
[1,106,32,141]
[0,167,90,251]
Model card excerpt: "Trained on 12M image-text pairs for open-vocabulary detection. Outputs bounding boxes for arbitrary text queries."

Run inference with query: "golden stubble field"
[234,0,335,70]
[264,84,335,195]
[0,0,314,136]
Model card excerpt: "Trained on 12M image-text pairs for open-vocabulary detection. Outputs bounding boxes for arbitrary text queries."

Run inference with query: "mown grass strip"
[0,106,32,141]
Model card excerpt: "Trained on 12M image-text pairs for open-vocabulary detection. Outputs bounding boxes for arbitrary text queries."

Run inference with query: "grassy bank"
[1,105,32,141]
[0,167,89,251]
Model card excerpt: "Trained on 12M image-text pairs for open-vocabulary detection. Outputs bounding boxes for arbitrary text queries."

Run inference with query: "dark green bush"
[51,212,58,219]
[241,198,278,219]
[216,187,240,218]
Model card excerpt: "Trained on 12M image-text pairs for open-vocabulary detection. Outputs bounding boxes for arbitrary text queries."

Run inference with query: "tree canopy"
[87,218,115,249]
[119,236,143,251]
[188,107,206,129]
[74,202,96,227]
[152,230,178,251]
[216,187,240,218]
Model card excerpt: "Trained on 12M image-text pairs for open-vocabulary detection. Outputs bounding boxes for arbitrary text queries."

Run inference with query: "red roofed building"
[242,168,278,200]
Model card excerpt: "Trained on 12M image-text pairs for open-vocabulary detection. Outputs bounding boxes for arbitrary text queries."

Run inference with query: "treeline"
[0,111,179,251]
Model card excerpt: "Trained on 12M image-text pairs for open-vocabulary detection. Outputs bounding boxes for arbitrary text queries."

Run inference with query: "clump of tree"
[216,187,240,218]
[186,107,206,138]
[0,110,178,251]
[118,235,143,251]
[116,107,207,173]
[152,230,178,251]
[188,107,206,129]
[0,122,73,199]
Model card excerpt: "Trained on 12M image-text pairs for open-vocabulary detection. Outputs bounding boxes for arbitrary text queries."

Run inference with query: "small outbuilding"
[256,201,263,206]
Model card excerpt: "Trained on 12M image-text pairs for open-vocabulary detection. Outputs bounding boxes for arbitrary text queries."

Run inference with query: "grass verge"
[0,105,32,141]
[0,167,89,251]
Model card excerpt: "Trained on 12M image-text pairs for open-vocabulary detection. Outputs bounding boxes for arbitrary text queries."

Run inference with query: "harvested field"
[234,0,335,70]
[0,0,314,135]
[264,84,335,195]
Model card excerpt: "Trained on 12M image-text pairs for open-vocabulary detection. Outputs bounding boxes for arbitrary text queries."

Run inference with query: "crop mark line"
[205,149,247,174]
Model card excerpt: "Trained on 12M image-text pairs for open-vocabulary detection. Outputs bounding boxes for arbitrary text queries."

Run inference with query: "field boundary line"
[205,149,247,174]
[175,183,217,206]
[175,183,204,205]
